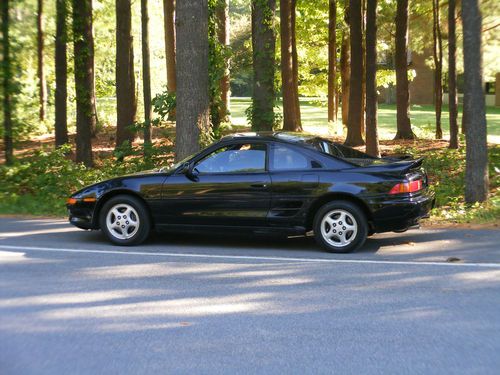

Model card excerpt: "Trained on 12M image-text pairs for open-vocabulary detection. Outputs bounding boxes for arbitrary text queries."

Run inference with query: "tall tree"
[462,0,489,203]
[251,0,276,131]
[360,0,366,135]
[448,0,459,149]
[55,0,68,147]
[394,0,414,139]
[163,0,176,93]
[216,0,230,123]
[175,0,210,161]
[37,0,47,122]
[115,0,137,148]
[290,0,301,128]
[345,0,364,146]
[141,0,152,147]
[280,0,301,131]
[432,0,443,139]
[327,0,337,123]
[72,0,95,167]
[1,0,13,165]
[340,29,350,126]
[365,0,379,157]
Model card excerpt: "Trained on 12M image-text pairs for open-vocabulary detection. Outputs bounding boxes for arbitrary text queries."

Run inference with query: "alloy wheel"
[320,209,358,248]
[105,203,140,240]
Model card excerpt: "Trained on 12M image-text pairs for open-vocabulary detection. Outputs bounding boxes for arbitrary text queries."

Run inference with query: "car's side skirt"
[155,223,307,236]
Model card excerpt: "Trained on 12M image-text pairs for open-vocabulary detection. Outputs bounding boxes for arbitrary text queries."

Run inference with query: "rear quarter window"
[270,144,322,171]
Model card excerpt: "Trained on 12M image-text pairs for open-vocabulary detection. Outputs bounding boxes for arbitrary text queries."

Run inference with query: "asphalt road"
[0,217,499,374]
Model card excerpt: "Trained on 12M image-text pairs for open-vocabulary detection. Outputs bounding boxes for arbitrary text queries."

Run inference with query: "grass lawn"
[230,97,500,143]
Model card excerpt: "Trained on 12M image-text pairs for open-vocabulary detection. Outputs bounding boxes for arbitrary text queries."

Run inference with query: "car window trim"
[190,140,270,176]
[269,142,323,171]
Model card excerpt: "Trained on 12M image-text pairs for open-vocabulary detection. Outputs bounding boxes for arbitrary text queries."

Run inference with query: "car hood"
[124,168,168,177]
[70,168,172,198]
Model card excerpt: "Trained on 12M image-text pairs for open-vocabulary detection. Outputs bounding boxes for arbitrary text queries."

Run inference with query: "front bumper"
[67,202,98,230]
[369,190,436,233]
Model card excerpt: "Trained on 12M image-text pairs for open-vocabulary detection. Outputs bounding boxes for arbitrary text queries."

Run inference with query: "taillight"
[389,179,422,194]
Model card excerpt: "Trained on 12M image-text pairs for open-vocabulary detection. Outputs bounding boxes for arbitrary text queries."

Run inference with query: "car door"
[268,142,323,228]
[160,141,272,227]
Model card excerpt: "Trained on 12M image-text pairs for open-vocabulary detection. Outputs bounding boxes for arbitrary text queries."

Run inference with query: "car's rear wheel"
[313,200,368,253]
[99,195,151,246]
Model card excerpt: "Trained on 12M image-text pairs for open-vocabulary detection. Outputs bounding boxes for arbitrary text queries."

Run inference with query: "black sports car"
[67,132,435,253]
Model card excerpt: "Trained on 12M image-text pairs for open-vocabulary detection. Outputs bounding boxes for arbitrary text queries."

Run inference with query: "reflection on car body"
[67,132,435,253]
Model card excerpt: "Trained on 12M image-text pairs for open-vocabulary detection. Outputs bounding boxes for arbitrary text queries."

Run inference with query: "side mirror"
[179,162,191,175]
[180,162,198,181]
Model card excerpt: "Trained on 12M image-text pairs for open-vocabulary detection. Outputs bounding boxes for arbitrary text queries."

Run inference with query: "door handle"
[250,183,268,189]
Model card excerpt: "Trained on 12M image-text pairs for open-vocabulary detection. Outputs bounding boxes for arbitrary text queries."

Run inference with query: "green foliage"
[0,0,39,141]
[0,143,174,216]
[0,145,92,216]
[245,101,282,130]
[151,91,176,122]
[377,69,397,88]
[295,0,331,97]
[392,145,500,224]
[208,0,231,135]
[228,3,253,97]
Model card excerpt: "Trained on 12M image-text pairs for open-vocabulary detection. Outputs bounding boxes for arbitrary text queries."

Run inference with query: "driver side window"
[194,143,266,174]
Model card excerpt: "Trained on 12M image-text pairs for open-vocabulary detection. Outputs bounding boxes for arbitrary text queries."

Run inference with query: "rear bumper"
[368,190,435,233]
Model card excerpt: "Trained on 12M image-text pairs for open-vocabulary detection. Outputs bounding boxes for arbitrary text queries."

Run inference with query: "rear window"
[306,138,383,163]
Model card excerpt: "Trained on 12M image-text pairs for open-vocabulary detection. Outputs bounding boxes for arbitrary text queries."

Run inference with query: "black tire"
[99,195,151,246]
[313,200,368,253]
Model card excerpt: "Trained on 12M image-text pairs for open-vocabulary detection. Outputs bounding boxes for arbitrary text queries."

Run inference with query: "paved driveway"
[1,218,499,374]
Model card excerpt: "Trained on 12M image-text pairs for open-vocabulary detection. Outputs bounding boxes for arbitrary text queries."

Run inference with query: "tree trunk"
[73,0,95,167]
[217,0,230,123]
[91,55,98,137]
[394,0,414,139]
[280,0,301,131]
[340,29,350,127]
[1,0,13,165]
[327,0,337,123]
[360,0,366,135]
[37,0,47,122]
[448,0,459,149]
[335,86,340,122]
[163,0,176,93]
[175,0,210,161]
[115,0,137,149]
[141,0,152,148]
[365,0,379,157]
[461,101,466,134]
[345,0,364,146]
[462,0,489,203]
[251,0,276,131]
[291,0,301,130]
[55,0,68,147]
[432,0,443,139]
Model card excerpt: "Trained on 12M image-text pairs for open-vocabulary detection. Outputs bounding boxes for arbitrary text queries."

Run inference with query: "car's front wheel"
[99,195,151,246]
[313,200,368,253]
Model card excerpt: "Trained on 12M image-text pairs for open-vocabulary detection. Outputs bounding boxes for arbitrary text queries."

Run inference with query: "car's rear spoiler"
[401,157,424,174]
[345,157,425,176]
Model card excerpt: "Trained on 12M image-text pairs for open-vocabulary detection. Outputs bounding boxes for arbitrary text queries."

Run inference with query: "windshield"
[160,142,217,172]
[159,152,197,173]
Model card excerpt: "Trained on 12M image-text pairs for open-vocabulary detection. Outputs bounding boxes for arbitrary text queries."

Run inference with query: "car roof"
[220,131,319,145]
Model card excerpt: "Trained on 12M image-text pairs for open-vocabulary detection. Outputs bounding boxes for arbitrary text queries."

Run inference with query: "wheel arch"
[92,189,153,229]
[306,192,373,231]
